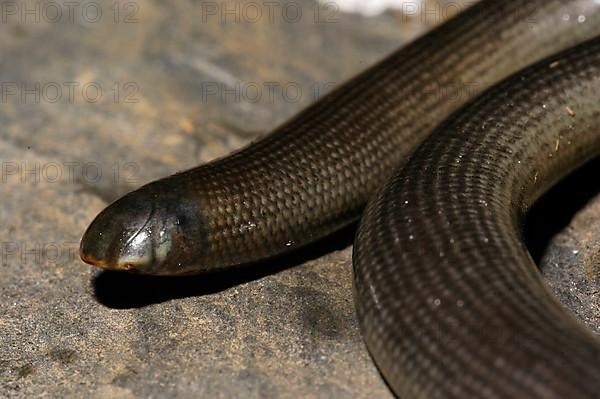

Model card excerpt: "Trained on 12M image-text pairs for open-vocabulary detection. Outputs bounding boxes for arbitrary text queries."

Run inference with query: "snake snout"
[80,191,156,272]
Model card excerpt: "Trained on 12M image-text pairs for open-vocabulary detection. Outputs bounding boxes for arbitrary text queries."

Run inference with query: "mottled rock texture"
[0,1,597,398]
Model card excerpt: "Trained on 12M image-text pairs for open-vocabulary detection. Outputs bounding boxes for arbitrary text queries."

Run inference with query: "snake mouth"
[80,237,145,272]
[80,250,139,272]
[79,249,110,269]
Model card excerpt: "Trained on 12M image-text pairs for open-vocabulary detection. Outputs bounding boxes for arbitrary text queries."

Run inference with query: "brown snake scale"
[80,1,600,397]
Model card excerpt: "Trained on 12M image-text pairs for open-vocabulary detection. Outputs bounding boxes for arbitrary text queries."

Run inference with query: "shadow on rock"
[93,222,357,309]
[525,156,600,264]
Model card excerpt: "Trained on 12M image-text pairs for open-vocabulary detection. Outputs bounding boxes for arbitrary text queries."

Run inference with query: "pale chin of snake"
[80,0,600,398]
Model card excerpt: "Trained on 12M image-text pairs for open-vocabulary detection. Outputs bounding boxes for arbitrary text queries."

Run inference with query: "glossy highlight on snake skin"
[80,0,600,397]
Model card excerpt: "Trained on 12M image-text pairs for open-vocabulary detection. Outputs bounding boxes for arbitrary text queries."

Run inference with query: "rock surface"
[0,1,597,398]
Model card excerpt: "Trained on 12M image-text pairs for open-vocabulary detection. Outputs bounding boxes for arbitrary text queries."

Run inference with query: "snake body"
[80,0,600,397]
[355,38,600,398]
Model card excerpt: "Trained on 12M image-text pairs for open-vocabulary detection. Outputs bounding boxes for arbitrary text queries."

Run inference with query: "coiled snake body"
[80,1,600,397]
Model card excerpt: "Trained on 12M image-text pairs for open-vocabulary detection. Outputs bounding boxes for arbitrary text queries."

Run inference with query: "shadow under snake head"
[80,181,206,275]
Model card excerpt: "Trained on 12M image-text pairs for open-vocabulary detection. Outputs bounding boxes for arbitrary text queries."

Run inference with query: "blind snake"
[80,1,600,397]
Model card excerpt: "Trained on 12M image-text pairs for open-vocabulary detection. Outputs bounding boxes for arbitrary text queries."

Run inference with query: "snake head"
[80,183,205,275]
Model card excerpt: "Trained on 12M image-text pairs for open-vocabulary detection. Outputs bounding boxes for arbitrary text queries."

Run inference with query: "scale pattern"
[81,1,600,397]
[147,0,600,272]
[354,38,600,398]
